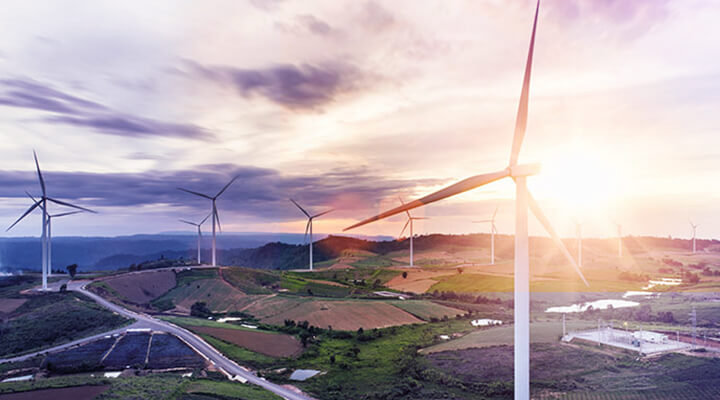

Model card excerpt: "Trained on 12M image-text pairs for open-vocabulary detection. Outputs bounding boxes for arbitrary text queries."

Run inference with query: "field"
[99,270,176,304]
[425,343,720,399]
[44,332,204,372]
[386,300,466,321]
[153,277,256,313]
[0,299,26,314]
[259,299,423,330]
[0,292,129,358]
[185,380,282,400]
[421,321,598,354]
[192,326,303,358]
[0,385,109,400]
[221,268,280,294]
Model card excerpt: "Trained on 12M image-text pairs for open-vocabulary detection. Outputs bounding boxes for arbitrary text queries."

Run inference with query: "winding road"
[1,278,316,400]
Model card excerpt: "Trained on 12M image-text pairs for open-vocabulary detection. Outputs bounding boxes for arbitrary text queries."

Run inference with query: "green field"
[152,277,258,313]
[0,292,130,358]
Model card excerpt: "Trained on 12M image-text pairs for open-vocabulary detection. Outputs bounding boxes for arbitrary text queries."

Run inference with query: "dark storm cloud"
[0,164,440,221]
[191,61,365,110]
[0,78,210,140]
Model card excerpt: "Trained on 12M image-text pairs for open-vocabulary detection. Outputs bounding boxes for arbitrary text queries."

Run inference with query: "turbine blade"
[344,169,510,231]
[179,219,197,226]
[398,197,412,219]
[46,197,97,213]
[216,175,239,198]
[214,204,222,232]
[527,191,589,287]
[33,150,46,195]
[492,206,499,219]
[178,187,213,200]
[412,217,429,220]
[6,202,40,231]
[304,219,311,243]
[399,219,410,238]
[290,198,310,218]
[53,211,82,218]
[312,208,334,219]
[509,0,540,167]
[200,212,212,225]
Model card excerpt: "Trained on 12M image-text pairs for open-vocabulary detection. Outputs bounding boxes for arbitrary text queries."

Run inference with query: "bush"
[190,302,212,318]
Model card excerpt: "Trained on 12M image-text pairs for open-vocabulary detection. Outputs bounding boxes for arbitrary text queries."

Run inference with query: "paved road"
[3,278,316,400]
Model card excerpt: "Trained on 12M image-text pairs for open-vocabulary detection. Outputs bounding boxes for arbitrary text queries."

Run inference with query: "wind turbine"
[689,221,698,254]
[344,2,588,398]
[179,213,211,265]
[473,206,498,265]
[398,197,428,267]
[290,199,333,271]
[178,176,238,267]
[26,192,84,277]
[7,151,96,290]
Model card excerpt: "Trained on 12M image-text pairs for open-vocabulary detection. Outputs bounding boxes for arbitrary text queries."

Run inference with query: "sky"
[0,0,718,240]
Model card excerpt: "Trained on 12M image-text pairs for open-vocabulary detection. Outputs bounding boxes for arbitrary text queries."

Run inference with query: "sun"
[531,143,626,216]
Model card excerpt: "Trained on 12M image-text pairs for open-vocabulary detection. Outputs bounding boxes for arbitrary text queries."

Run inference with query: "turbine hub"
[509,163,541,178]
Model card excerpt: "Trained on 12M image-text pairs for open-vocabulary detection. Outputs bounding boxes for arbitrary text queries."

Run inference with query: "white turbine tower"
[178,176,239,267]
[180,213,211,265]
[290,199,333,271]
[7,151,96,290]
[398,197,428,267]
[344,2,588,398]
[689,221,698,254]
[473,206,498,265]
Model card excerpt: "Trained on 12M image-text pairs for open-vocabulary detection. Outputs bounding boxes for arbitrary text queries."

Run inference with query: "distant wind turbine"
[7,151,96,290]
[180,213,212,265]
[398,197,429,267]
[344,2,588,398]
[26,192,84,277]
[290,199,333,271]
[690,221,698,254]
[473,206,498,265]
[178,176,239,267]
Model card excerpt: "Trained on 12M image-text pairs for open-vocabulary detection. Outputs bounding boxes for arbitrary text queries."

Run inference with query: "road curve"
[71,281,316,400]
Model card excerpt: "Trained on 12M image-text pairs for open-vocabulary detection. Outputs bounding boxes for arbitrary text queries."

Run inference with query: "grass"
[428,272,642,293]
[186,379,282,400]
[221,268,280,294]
[279,275,352,298]
[201,335,278,369]
[387,300,466,321]
[0,292,130,358]
[152,277,253,313]
[160,316,280,334]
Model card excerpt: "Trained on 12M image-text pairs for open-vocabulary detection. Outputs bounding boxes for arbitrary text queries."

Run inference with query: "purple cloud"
[0,78,210,140]
[192,61,365,110]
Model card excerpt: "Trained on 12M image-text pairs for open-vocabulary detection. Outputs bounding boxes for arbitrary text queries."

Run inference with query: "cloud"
[191,61,366,110]
[0,164,440,221]
[296,14,334,36]
[0,78,210,140]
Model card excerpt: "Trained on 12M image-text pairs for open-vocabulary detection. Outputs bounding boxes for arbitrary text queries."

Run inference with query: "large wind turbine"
[398,198,428,267]
[344,2,588,398]
[290,199,333,271]
[180,213,211,265]
[690,221,698,254]
[7,151,96,290]
[178,176,238,267]
[473,206,498,265]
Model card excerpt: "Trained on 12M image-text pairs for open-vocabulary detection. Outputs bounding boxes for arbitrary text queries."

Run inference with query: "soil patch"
[0,385,110,400]
[193,326,302,358]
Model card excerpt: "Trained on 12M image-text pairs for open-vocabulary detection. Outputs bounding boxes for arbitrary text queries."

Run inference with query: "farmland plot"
[192,326,302,358]
[0,385,110,400]
[101,270,176,304]
[387,300,465,321]
[146,333,204,369]
[102,333,151,369]
[45,337,115,372]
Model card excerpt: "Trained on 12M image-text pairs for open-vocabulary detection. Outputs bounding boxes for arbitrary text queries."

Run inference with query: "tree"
[330,354,336,364]
[66,264,78,278]
[59,283,67,292]
[190,302,212,318]
[402,271,408,279]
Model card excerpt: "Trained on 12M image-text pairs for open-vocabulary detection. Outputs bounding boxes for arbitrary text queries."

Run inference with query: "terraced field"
[153,277,258,313]
[100,270,176,304]
[386,300,465,321]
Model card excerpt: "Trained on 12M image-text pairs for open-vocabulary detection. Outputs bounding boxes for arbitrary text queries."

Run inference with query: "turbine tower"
[344,3,588,398]
[398,197,428,267]
[290,199,333,271]
[7,151,96,290]
[180,213,211,265]
[178,176,238,267]
[689,221,698,254]
[473,206,498,265]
